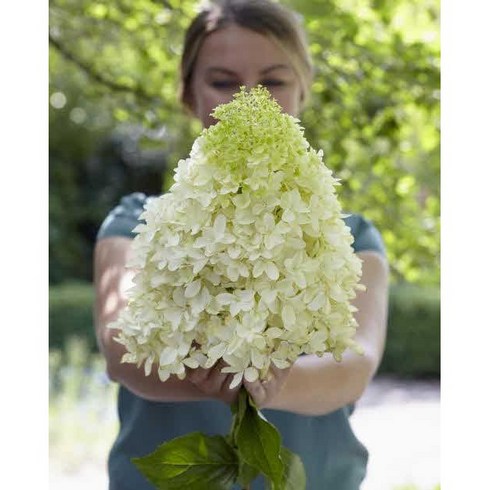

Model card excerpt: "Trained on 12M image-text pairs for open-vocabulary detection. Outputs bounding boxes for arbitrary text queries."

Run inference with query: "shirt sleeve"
[96,192,148,241]
[97,196,385,256]
[343,214,386,256]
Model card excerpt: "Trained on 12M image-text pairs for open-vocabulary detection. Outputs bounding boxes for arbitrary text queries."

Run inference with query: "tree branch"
[49,34,156,103]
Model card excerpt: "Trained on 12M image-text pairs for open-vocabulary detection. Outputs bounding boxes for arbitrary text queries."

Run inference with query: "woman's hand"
[186,360,242,405]
[243,364,292,409]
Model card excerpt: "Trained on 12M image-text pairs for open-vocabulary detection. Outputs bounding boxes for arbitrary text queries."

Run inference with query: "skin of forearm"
[102,335,208,402]
[95,238,212,403]
[264,251,389,416]
[264,349,378,416]
[104,331,375,411]
[95,241,387,411]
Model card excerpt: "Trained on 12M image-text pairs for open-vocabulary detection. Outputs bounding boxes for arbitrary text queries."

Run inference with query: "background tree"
[49,0,440,285]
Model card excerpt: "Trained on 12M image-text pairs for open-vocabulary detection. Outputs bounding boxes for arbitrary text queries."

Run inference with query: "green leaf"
[280,447,306,490]
[235,391,284,490]
[229,390,260,487]
[237,460,260,488]
[132,432,239,489]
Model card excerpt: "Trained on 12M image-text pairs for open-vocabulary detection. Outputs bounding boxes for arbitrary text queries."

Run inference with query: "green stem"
[229,387,248,447]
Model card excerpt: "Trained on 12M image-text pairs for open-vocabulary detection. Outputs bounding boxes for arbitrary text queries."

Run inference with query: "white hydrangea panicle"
[109,86,364,387]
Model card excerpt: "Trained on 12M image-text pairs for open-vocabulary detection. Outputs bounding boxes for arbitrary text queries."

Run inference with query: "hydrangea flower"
[110,86,364,389]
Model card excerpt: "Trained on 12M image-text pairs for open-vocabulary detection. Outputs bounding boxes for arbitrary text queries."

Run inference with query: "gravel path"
[351,376,440,490]
[49,376,440,490]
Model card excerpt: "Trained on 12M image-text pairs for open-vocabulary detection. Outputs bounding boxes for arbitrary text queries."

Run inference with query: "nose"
[242,80,261,92]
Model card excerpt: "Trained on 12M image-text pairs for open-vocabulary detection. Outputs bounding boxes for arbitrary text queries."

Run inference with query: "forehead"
[194,24,292,74]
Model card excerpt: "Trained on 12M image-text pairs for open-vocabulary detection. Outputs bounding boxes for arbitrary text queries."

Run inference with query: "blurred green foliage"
[49,281,440,378]
[49,0,439,285]
[379,283,440,378]
[49,281,98,351]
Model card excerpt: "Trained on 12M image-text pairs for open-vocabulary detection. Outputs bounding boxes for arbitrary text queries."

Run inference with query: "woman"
[94,1,389,488]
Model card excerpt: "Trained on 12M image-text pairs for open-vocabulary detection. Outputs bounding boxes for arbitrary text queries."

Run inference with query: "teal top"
[97,192,385,490]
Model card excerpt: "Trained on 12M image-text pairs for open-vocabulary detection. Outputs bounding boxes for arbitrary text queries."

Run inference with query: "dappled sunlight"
[50,91,66,109]
[95,238,135,326]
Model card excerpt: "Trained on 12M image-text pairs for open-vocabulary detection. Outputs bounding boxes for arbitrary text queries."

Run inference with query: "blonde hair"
[179,0,314,111]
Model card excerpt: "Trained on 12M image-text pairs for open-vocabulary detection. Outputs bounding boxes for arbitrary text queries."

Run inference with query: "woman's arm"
[93,236,240,403]
[95,238,388,412]
[247,250,389,416]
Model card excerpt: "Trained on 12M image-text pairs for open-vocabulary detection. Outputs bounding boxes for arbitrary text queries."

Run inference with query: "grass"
[49,337,118,473]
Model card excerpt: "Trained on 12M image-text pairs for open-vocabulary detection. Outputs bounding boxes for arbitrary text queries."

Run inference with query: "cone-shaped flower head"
[110,86,364,388]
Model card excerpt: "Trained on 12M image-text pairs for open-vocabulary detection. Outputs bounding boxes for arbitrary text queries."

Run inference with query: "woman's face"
[188,24,302,128]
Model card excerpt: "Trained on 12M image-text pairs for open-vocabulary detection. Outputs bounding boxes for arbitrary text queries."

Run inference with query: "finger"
[187,366,212,385]
[244,379,267,406]
[270,364,291,381]
[209,359,227,389]
[222,374,241,403]
[215,361,242,396]
[224,373,241,392]
[195,361,230,396]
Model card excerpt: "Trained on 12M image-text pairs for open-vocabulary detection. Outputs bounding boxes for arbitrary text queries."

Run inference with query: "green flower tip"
[202,85,305,170]
[210,85,282,123]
